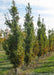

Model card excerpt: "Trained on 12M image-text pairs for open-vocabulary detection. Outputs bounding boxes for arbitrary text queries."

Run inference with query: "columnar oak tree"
[3,0,24,75]
[37,15,42,56]
[41,18,48,54]
[37,15,48,56]
[24,3,35,66]
[48,29,54,52]
[33,36,39,56]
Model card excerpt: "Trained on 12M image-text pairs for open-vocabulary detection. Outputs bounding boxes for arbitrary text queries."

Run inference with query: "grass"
[33,52,54,73]
[0,51,7,62]
[0,51,13,75]
[0,46,54,75]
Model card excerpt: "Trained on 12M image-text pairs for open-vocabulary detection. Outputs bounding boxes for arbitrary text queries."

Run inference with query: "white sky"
[0,0,54,34]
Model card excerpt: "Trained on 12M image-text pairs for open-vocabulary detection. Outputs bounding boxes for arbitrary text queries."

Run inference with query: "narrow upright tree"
[37,15,42,56]
[3,0,24,75]
[24,3,35,66]
[33,36,39,56]
[51,30,54,51]
[37,15,47,56]
[48,29,52,52]
[48,29,54,52]
[41,18,48,54]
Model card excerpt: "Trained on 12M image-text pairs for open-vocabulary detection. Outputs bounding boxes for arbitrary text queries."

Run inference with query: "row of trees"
[2,0,54,75]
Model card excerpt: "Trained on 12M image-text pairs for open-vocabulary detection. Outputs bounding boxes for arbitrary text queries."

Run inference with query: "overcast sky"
[0,0,54,35]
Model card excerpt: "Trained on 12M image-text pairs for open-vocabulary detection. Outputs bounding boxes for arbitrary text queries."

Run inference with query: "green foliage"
[48,29,54,52]
[33,36,39,56]
[37,14,41,27]
[3,0,24,72]
[24,3,35,66]
[37,15,48,56]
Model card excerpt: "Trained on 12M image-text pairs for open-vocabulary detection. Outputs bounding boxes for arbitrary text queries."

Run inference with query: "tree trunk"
[15,68,17,75]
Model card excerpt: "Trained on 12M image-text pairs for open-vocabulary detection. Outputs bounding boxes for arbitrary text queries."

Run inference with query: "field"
[0,49,54,75]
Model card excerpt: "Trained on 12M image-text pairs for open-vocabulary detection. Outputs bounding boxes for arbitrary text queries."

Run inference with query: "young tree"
[51,30,54,51]
[41,18,48,54]
[33,36,39,56]
[48,29,52,52]
[37,15,47,56]
[37,15,42,56]
[3,0,24,75]
[48,29,54,52]
[24,3,35,66]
